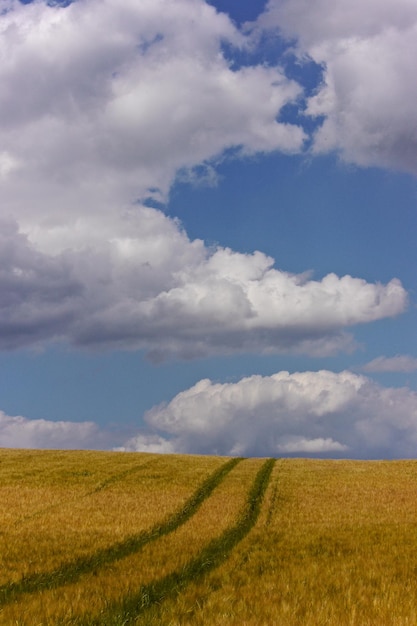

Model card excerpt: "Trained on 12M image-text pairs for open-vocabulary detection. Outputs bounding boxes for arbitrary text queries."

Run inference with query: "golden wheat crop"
[1,454,263,625]
[0,449,225,585]
[3,451,417,626]
[143,458,417,626]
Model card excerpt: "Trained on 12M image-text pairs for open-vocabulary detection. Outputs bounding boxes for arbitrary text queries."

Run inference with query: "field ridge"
[0,456,242,607]
[83,458,276,626]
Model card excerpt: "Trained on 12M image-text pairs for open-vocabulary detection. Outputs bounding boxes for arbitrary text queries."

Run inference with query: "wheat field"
[1,450,417,625]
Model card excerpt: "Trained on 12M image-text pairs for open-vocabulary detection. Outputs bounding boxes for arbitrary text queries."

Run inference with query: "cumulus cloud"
[5,369,417,457]
[0,410,107,450]
[121,370,417,458]
[0,219,83,349]
[0,0,407,358]
[362,355,417,373]
[0,210,406,356]
[256,0,417,175]
[114,434,175,455]
[0,0,304,232]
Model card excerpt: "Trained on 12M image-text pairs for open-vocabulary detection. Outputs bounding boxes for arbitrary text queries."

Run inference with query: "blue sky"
[1,0,417,457]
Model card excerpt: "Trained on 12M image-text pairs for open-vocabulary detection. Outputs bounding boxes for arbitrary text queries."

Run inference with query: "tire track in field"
[0,457,242,607]
[85,458,276,626]
[84,457,160,495]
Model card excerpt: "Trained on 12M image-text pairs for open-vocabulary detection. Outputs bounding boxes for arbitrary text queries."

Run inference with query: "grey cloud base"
[0,210,406,357]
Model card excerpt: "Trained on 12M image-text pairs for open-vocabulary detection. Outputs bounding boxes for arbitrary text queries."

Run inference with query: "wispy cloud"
[362,355,417,373]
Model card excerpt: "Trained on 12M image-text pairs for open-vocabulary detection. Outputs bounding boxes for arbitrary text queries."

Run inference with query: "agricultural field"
[1,450,417,624]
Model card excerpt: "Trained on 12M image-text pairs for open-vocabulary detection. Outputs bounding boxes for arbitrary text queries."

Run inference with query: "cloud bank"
[0,0,408,359]
[0,410,105,450]
[122,370,417,459]
[0,212,406,357]
[4,370,417,458]
[257,0,417,174]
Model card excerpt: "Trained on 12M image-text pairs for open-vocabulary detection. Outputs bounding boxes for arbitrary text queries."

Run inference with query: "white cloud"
[0,410,106,450]
[362,355,417,373]
[122,370,417,458]
[0,1,407,358]
[0,211,406,356]
[115,434,175,454]
[0,0,304,233]
[5,369,417,458]
[257,0,417,175]
[276,437,347,453]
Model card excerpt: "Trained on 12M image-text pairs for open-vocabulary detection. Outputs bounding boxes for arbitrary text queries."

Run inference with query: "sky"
[1,0,417,458]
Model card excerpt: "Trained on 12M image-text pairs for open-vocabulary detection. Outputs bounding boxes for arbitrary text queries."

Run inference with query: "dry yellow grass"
[4,452,417,626]
[0,449,225,585]
[1,456,263,625]
[141,458,417,626]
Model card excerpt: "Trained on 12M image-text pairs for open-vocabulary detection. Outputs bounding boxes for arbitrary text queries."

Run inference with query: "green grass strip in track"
[84,458,276,626]
[0,457,242,606]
